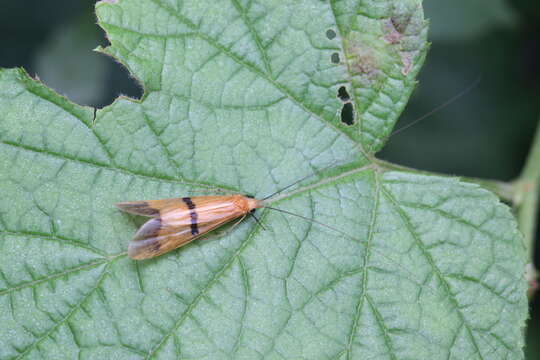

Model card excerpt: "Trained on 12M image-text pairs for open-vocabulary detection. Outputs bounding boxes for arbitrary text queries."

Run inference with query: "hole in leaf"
[340,102,354,125]
[337,86,350,102]
[326,29,336,40]
[331,52,340,64]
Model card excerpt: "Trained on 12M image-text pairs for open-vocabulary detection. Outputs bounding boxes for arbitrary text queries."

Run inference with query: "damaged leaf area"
[336,0,428,151]
[0,1,527,360]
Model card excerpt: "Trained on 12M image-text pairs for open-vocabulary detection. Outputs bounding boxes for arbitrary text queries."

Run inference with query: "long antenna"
[389,75,482,138]
[261,163,337,200]
[264,206,354,240]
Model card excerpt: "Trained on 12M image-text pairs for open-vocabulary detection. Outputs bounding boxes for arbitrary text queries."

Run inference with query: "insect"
[116,168,322,259]
[116,195,264,259]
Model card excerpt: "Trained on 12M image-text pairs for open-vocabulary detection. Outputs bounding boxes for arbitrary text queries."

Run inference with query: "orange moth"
[117,189,349,260]
[116,195,264,260]
[116,165,334,260]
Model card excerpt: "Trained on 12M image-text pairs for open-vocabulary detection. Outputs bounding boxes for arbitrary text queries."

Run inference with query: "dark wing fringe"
[116,201,160,217]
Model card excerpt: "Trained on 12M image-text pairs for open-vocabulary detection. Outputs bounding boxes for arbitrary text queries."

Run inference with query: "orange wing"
[116,195,260,260]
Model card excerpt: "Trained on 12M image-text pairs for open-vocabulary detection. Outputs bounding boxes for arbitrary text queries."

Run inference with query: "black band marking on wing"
[182,197,199,235]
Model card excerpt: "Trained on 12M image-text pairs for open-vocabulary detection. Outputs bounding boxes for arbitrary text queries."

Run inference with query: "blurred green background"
[0,0,538,357]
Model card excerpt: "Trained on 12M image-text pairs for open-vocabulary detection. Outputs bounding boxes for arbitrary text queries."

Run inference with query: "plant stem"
[516,120,540,273]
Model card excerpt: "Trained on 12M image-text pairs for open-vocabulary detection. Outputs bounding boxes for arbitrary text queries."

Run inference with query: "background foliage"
[0,0,538,358]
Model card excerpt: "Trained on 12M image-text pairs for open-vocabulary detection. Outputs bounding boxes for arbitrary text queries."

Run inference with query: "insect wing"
[127,219,234,259]
[116,198,190,217]
[117,196,247,259]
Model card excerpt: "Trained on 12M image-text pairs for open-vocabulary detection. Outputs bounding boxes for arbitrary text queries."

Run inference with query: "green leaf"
[0,1,527,359]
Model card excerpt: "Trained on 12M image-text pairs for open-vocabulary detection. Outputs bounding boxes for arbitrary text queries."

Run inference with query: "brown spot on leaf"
[382,16,416,75]
[401,52,414,75]
[384,19,402,44]
[347,42,380,79]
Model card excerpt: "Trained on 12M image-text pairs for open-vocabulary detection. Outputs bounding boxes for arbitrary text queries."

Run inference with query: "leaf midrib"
[0,141,237,192]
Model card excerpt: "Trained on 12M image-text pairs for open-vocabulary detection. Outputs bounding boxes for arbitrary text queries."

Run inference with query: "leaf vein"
[13,262,111,359]
[140,109,182,177]
[229,0,273,75]
[345,171,380,359]
[0,141,235,192]
[144,222,263,359]
[0,230,107,257]
[0,259,109,297]
[23,80,115,164]
[380,185,491,359]
[366,294,398,360]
